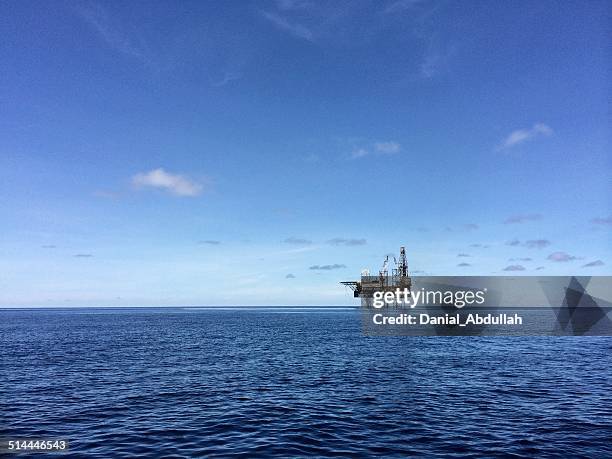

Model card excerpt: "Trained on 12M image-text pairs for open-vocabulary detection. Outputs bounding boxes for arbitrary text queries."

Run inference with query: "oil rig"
[341,246,412,298]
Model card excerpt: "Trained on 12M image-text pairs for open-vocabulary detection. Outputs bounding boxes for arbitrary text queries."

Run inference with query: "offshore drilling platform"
[341,247,412,299]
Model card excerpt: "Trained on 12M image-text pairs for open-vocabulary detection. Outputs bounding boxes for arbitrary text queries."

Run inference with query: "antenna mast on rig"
[398,246,408,277]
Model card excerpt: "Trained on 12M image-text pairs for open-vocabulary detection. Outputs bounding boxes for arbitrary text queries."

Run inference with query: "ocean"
[1,308,611,457]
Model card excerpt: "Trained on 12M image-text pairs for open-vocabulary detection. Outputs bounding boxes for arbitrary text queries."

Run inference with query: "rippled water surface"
[1,308,611,457]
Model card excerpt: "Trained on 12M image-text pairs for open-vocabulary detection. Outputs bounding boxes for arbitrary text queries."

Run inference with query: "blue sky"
[0,0,610,306]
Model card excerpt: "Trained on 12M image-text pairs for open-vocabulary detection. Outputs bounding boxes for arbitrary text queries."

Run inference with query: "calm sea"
[1,308,611,458]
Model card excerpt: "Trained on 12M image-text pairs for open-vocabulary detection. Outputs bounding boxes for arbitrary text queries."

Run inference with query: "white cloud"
[499,123,553,150]
[350,148,370,159]
[76,2,147,62]
[284,237,312,245]
[547,251,578,262]
[374,141,401,154]
[212,72,242,87]
[261,11,314,41]
[384,0,425,14]
[351,141,401,159]
[327,238,367,246]
[420,51,442,78]
[503,213,542,224]
[304,153,319,163]
[93,190,120,199]
[309,264,346,270]
[132,168,203,197]
[276,0,312,10]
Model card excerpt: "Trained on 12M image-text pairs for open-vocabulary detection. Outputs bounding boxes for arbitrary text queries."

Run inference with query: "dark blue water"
[1,308,611,458]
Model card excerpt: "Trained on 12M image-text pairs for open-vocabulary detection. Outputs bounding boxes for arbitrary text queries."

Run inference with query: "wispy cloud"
[382,0,453,79]
[76,2,148,63]
[547,252,578,262]
[498,123,553,150]
[309,264,346,270]
[304,153,320,163]
[591,216,612,226]
[132,168,203,197]
[374,141,401,154]
[273,208,296,217]
[507,239,551,249]
[582,260,604,268]
[198,240,221,245]
[211,72,242,87]
[509,257,532,262]
[350,141,402,159]
[350,148,370,159]
[276,0,312,10]
[524,239,551,249]
[41,245,56,249]
[285,273,296,278]
[383,0,426,14]
[445,224,479,232]
[93,190,121,199]
[503,213,542,224]
[457,253,470,257]
[503,265,526,271]
[419,46,450,79]
[457,262,471,267]
[74,253,94,258]
[261,11,314,41]
[284,237,313,245]
[327,238,367,246]
[469,243,489,248]
[279,245,317,255]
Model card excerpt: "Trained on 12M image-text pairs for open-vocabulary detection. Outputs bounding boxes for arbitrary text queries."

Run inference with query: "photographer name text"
[372,312,523,326]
